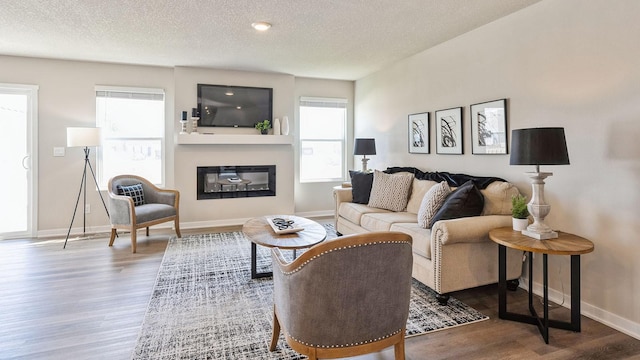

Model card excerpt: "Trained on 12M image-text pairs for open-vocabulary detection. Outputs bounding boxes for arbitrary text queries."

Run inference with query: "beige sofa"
[333,170,523,304]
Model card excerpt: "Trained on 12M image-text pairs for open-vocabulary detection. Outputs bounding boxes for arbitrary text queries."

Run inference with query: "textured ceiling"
[0,0,541,80]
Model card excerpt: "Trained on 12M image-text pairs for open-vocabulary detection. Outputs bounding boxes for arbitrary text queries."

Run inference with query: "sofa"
[333,167,523,304]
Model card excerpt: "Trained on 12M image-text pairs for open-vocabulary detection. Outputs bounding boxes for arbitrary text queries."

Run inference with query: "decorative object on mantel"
[63,127,110,249]
[179,111,188,134]
[273,117,281,135]
[255,119,271,135]
[470,98,507,155]
[190,108,199,134]
[510,127,570,239]
[435,107,463,154]
[281,115,290,135]
[511,194,530,231]
[354,138,376,172]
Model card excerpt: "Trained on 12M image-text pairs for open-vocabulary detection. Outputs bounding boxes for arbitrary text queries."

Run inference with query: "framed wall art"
[408,112,430,154]
[470,99,507,154]
[435,107,463,154]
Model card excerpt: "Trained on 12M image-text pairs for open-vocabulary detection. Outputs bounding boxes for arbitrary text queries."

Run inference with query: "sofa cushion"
[406,179,438,214]
[117,183,145,206]
[390,222,432,259]
[360,212,417,232]
[430,180,484,226]
[481,181,520,215]
[339,202,391,225]
[417,181,451,229]
[349,170,374,204]
[368,170,415,212]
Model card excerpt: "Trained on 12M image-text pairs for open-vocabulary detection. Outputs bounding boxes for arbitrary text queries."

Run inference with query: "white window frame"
[95,85,165,188]
[299,96,347,183]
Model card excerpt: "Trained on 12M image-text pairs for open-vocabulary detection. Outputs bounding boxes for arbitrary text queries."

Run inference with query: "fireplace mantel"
[176,134,293,145]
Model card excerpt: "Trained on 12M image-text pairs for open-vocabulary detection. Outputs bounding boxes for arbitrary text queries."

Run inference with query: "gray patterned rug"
[132,225,488,359]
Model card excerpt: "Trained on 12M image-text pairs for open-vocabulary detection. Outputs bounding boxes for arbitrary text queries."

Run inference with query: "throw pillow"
[349,170,374,204]
[480,181,520,215]
[367,170,414,212]
[406,179,438,214]
[417,181,451,229]
[430,180,484,227]
[117,183,145,206]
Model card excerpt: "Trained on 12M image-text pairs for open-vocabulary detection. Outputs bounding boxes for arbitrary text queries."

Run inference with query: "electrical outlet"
[85,204,91,214]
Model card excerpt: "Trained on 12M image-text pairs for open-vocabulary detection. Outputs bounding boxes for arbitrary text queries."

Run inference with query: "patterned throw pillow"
[117,183,145,206]
[417,181,451,229]
[367,170,414,212]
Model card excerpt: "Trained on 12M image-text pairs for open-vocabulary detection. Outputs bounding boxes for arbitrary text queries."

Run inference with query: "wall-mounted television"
[197,84,273,128]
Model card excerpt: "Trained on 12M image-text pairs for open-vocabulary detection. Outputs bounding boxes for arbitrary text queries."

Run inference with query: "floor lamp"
[510,127,570,239]
[64,127,111,248]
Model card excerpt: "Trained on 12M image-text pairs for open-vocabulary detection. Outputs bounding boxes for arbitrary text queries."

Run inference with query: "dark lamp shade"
[510,127,570,165]
[354,138,376,155]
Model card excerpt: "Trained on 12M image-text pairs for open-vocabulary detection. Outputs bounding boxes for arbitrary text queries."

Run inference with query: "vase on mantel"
[281,116,289,135]
[273,118,281,135]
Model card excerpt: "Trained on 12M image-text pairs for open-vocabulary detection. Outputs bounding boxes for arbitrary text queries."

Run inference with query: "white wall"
[355,0,640,337]
[0,56,175,234]
[293,78,354,216]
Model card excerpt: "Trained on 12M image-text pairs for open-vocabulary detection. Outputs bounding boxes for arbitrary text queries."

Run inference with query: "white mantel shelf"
[176,133,293,145]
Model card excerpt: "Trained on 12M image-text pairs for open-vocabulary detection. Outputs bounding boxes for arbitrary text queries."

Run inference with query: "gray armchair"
[270,231,413,360]
[107,175,181,253]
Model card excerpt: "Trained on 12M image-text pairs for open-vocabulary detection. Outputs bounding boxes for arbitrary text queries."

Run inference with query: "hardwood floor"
[1,226,639,360]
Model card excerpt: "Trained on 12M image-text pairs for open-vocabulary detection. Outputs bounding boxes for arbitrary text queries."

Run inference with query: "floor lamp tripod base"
[63,147,111,249]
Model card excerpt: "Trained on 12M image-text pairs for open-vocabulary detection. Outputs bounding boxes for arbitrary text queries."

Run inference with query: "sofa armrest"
[432,215,512,246]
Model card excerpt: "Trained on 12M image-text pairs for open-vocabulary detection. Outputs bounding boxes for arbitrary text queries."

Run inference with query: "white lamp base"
[522,229,558,240]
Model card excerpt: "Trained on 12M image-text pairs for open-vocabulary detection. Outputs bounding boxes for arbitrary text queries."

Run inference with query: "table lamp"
[354,138,376,172]
[510,127,570,239]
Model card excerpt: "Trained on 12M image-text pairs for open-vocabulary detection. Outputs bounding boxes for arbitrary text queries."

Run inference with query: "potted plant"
[255,120,271,135]
[511,194,530,231]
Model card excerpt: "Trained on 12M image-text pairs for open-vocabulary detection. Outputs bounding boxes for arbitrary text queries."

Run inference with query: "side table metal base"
[250,243,299,279]
[498,246,582,344]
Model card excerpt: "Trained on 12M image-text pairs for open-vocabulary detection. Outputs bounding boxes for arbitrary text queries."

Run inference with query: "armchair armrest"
[432,215,512,246]
[152,188,179,207]
[108,194,135,225]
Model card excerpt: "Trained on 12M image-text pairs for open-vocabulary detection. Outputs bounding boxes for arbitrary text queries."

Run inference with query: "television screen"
[197,84,273,128]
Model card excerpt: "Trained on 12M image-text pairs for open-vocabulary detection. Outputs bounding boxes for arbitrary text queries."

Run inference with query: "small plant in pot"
[511,194,530,231]
[255,120,271,135]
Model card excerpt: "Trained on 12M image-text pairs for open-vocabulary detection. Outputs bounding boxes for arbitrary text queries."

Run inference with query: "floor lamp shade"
[354,138,376,172]
[67,127,102,148]
[509,127,569,240]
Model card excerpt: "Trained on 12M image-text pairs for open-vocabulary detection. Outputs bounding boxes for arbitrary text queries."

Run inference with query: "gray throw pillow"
[430,180,484,226]
[417,181,451,229]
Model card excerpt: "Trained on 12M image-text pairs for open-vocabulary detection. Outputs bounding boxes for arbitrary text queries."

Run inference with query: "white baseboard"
[521,276,640,341]
[37,212,335,238]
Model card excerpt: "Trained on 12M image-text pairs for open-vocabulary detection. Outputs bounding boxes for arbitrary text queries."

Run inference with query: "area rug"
[132,225,488,359]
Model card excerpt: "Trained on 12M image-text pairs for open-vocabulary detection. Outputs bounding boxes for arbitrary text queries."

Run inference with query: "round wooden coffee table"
[242,215,327,278]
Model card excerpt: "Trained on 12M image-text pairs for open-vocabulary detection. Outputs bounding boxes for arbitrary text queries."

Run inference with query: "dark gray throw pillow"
[349,170,374,204]
[429,180,484,227]
[117,183,145,206]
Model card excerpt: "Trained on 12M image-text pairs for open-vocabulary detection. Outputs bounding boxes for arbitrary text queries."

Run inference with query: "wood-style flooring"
[1,226,639,360]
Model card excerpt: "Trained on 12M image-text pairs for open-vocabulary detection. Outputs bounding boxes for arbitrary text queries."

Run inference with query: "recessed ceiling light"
[251,22,271,31]
[225,90,234,96]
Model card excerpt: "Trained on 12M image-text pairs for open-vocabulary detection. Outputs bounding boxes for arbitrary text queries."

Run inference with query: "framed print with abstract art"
[435,107,463,154]
[408,112,429,154]
[470,99,507,154]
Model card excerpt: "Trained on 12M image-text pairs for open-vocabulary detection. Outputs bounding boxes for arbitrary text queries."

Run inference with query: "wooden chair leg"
[146,227,149,236]
[269,308,281,351]
[394,331,406,360]
[174,217,182,238]
[108,228,117,246]
[131,228,137,253]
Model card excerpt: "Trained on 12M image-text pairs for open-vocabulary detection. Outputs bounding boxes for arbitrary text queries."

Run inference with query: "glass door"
[0,84,38,239]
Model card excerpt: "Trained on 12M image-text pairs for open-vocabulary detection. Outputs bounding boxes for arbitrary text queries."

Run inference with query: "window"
[96,86,165,187]
[299,97,347,182]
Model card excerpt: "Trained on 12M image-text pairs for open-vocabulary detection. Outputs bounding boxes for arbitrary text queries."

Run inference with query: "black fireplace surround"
[197,165,276,199]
